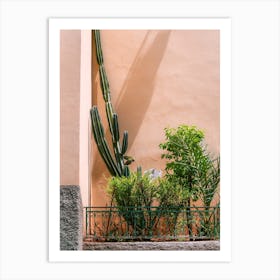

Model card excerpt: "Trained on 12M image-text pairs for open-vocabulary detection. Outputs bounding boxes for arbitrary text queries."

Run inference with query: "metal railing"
[84,206,220,241]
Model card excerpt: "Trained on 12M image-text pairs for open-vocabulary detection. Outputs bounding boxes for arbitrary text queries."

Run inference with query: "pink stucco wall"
[60,30,91,207]
[60,30,81,186]
[91,30,220,206]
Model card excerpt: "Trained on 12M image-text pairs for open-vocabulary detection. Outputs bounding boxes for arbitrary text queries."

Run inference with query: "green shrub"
[108,170,158,209]
[159,125,220,238]
[107,170,182,239]
[159,125,219,204]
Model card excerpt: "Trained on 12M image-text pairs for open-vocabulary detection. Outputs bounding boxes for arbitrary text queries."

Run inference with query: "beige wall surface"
[91,30,220,206]
[60,30,81,186]
[60,30,91,207]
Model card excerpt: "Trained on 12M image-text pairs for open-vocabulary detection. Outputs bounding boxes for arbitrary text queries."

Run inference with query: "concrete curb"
[83,240,220,250]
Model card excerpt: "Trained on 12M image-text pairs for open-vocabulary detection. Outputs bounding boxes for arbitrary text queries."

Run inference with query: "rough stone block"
[60,185,83,250]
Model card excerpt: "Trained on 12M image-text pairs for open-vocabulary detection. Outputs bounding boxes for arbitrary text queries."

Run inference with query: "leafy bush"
[159,125,219,204]
[108,170,158,209]
[159,125,220,238]
[107,170,182,239]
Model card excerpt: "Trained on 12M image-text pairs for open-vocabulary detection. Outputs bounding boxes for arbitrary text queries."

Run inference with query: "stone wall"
[60,185,83,250]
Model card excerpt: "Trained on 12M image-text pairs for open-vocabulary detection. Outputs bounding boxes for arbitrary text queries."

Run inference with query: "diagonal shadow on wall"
[116,30,171,151]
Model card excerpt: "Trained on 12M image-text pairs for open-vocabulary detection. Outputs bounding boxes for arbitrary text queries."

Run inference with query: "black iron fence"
[84,206,220,241]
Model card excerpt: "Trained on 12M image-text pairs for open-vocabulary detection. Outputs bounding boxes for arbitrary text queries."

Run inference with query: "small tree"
[159,125,220,238]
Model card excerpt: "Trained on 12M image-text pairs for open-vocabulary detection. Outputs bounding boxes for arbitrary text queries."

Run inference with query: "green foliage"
[194,205,220,240]
[159,125,220,239]
[108,172,187,209]
[155,178,185,208]
[108,172,156,208]
[107,172,183,238]
[198,156,220,207]
[159,125,220,206]
[107,172,156,238]
[90,30,134,177]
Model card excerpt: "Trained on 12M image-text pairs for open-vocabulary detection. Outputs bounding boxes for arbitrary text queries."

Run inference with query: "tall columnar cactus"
[90,30,131,177]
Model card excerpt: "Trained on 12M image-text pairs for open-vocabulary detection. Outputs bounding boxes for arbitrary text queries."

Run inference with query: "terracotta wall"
[60,30,81,186]
[91,30,220,206]
[60,30,91,207]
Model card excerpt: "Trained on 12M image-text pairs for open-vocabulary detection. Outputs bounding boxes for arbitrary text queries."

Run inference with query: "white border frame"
[49,18,231,262]
[1,0,279,279]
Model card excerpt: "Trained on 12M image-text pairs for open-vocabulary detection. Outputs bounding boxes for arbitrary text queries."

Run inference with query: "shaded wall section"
[60,30,81,186]
[91,30,220,207]
[60,30,91,207]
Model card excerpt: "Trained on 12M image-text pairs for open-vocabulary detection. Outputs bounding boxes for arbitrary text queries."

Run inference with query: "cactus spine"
[90,30,130,177]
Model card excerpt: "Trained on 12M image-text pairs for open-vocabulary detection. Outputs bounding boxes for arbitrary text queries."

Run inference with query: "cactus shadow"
[116,30,171,149]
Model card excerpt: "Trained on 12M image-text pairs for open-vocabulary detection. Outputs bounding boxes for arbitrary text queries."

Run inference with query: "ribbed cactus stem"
[121,131,128,155]
[123,165,130,177]
[90,30,133,177]
[90,107,121,176]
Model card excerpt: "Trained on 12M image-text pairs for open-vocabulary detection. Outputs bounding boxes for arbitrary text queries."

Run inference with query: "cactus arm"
[90,107,120,176]
[112,114,125,172]
[90,107,121,176]
[121,131,128,155]
[90,112,115,175]
[105,102,114,136]
[94,30,103,65]
[123,165,130,177]
[99,65,110,102]
[112,114,120,142]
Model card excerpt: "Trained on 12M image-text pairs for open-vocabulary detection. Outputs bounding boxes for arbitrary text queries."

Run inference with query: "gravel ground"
[83,240,220,250]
